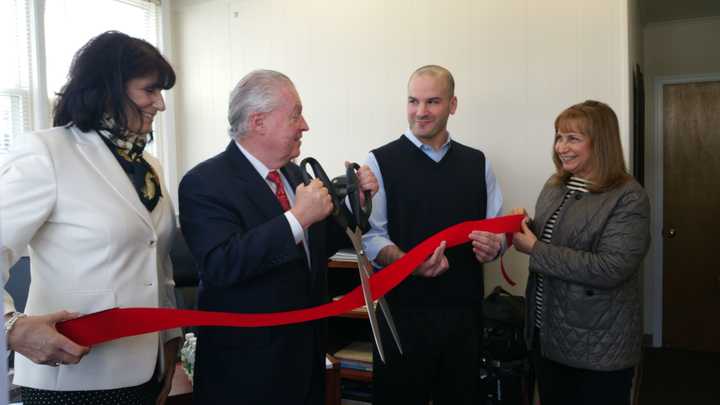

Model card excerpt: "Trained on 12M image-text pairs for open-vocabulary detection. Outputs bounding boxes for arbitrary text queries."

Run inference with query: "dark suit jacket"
[179,141,347,405]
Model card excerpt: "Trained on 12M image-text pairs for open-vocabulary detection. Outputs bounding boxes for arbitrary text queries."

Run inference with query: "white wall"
[642,16,720,345]
[170,0,631,296]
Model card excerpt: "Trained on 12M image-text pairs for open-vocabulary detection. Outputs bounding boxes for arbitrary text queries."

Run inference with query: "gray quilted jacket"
[524,177,650,371]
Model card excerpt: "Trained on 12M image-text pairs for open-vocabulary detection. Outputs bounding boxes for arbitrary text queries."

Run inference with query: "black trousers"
[532,330,634,405]
[373,307,483,405]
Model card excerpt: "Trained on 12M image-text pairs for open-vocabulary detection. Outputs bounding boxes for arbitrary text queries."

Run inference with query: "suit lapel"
[72,127,153,231]
[225,143,314,273]
[282,163,320,275]
[283,163,322,277]
[223,141,284,221]
[281,164,303,191]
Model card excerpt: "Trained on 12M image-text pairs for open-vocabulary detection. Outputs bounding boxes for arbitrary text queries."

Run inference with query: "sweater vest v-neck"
[373,135,487,307]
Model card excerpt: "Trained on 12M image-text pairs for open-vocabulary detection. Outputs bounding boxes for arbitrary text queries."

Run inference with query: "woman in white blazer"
[0,31,182,404]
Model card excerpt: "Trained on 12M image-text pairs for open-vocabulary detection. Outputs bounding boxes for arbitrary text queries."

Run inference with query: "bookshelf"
[328,260,359,270]
[335,306,370,320]
[340,368,372,383]
[328,255,371,318]
[328,255,374,402]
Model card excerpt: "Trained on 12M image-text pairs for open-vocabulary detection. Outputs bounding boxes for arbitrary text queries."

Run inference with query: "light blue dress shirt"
[362,130,504,265]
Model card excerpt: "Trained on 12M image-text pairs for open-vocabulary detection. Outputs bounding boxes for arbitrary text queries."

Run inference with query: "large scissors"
[300,157,403,363]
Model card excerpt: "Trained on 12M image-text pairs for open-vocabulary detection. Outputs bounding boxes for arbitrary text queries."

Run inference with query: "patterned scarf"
[97,116,162,212]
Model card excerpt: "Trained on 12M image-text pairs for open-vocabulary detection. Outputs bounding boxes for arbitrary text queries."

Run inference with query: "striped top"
[535,177,592,329]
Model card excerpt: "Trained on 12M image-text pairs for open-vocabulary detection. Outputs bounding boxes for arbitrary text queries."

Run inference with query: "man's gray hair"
[228,69,293,139]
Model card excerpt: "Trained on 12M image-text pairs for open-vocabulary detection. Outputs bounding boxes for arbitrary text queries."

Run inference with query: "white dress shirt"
[234,141,310,264]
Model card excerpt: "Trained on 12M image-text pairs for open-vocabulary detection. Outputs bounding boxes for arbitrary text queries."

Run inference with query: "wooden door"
[662,81,720,352]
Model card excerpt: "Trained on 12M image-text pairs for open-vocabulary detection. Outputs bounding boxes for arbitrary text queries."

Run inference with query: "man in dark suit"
[178,70,378,405]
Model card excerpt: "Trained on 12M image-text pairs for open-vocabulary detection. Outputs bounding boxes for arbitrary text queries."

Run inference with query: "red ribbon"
[57,215,523,347]
[500,233,517,286]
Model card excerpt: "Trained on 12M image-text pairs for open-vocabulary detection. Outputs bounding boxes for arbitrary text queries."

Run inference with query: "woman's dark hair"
[53,31,175,138]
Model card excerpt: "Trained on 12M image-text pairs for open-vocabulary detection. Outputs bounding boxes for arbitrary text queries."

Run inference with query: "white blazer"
[0,126,181,391]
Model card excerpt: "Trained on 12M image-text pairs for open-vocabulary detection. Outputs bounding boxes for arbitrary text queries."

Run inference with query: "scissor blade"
[345,228,386,363]
[376,297,403,355]
[354,248,404,356]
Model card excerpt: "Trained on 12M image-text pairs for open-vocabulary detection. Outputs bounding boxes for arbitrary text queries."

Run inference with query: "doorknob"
[664,228,677,238]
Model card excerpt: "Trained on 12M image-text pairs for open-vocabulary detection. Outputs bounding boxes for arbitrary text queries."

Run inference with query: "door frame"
[648,73,720,347]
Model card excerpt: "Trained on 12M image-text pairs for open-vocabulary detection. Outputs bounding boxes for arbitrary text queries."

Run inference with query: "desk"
[166,359,341,405]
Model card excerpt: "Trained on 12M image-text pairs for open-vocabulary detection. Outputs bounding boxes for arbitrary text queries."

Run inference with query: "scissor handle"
[299,157,347,228]
[345,163,372,232]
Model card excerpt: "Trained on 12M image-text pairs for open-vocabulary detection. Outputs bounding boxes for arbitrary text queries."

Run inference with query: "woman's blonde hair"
[550,100,631,192]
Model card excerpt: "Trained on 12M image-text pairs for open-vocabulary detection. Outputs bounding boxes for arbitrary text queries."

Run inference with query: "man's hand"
[513,217,537,254]
[468,231,503,263]
[7,311,90,366]
[375,245,405,268]
[156,337,181,405]
[413,241,450,278]
[351,163,379,207]
[291,179,334,228]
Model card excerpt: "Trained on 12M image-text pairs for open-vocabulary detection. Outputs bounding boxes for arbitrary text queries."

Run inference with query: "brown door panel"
[662,81,720,352]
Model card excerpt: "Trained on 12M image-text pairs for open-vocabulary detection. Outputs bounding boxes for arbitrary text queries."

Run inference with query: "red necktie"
[267,170,291,211]
[268,170,307,264]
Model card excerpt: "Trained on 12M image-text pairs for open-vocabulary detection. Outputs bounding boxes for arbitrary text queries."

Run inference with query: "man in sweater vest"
[363,65,505,405]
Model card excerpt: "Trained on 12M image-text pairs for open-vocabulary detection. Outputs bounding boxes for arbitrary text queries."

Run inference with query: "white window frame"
[0,0,38,154]
[7,0,179,206]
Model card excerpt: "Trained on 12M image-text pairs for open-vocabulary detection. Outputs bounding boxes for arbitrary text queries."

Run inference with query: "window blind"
[0,0,32,154]
[1,0,160,154]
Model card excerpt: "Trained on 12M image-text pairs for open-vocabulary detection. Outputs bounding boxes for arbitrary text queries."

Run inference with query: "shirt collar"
[403,129,452,152]
[235,140,272,180]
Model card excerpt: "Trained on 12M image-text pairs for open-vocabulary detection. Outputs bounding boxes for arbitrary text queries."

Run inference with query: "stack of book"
[329,248,359,263]
[334,341,372,372]
[340,379,372,404]
[335,341,373,402]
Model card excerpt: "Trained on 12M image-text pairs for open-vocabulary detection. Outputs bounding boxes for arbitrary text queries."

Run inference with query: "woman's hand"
[6,310,90,366]
[510,207,528,217]
[156,337,181,405]
[513,217,538,255]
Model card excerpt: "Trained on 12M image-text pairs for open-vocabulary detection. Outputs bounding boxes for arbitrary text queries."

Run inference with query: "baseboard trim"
[643,333,654,347]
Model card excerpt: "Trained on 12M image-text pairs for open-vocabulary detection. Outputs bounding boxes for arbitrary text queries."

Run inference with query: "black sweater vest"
[373,135,487,307]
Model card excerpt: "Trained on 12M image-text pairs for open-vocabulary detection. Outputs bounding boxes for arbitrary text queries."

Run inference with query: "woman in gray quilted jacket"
[512,100,650,405]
